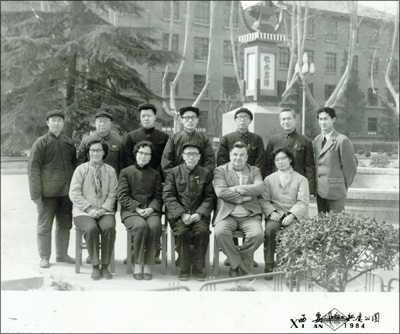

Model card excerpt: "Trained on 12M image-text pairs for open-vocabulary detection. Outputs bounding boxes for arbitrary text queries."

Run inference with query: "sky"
[241,1,398,13]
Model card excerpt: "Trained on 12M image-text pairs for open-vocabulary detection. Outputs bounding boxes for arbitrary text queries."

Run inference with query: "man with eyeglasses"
[28,110,77,268]
[77,110,124,177]
[163,143,216,281]
[217,107,266,177]
[161,106,216,175]
[264,108,315,194]
[124,103,169,180]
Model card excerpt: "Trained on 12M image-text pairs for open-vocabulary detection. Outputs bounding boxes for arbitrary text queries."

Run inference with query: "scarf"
[277,167,293,188]
[91,162,103,197]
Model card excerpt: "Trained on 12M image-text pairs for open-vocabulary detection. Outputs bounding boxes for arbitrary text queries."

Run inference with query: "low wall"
[351,167,399,190]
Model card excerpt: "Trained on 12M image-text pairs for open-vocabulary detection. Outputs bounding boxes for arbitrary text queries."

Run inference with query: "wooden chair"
[75,228,115,274]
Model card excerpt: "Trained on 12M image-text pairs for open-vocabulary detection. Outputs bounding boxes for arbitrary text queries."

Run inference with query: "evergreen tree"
[1,1,177,154]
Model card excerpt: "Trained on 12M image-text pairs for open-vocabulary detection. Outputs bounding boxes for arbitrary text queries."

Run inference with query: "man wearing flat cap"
[124,103,169,179]
[161,106,216,175]
[77,110,124,176]
[163,143,216,281]
[217,107,266,178]
[28,110,77,268]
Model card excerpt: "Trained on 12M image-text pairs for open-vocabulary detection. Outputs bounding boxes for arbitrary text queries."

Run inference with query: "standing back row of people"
[28,104,357,281]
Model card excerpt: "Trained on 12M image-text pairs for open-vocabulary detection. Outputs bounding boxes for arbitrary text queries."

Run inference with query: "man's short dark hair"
[272,148,295,168]
[316,107,336,119]
[133,140,155,156]
[234,107,253,121]
[280,108,297,118]
[138,103,157,115]
[87,139,108,160]
[230,141,249,154]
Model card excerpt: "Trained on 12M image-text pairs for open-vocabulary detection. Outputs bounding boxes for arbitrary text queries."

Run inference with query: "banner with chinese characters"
[260,53,275,90]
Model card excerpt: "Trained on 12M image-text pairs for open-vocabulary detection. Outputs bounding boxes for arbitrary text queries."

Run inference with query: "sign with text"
[260,53,275,90]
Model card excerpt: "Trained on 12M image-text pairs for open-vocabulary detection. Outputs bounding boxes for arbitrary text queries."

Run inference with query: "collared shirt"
[323,130,335,141]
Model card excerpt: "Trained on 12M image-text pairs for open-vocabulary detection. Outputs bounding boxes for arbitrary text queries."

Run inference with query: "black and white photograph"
[1,1,399,332]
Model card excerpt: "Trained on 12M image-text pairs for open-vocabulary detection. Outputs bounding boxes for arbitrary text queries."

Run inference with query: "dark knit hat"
[138,103,157,114]
[179,106,200,117]
[234,107,253,121]
[95,111,113,121]
[46,110,65,120]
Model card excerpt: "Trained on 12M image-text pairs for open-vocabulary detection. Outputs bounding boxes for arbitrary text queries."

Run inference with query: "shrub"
[276,212,399,292]
[370,153,390,168]
[356,149,364,155]
[365,151,371,157]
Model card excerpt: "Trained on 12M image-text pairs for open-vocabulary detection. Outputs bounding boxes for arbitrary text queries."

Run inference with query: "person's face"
[136,145,152,167]
[95,117,112,134]
[180,111,199,132]
[230,147,248,170]
[280,111,297,133]
[235,112,251,132]
[274,151,292,171]
[182,147,201,169]
[47,116,64,135]
[318,111,336,134]
[89,143,104,164]
[140,109,157,129]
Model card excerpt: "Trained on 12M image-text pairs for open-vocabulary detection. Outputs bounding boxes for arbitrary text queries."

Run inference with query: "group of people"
[27,102,357,282]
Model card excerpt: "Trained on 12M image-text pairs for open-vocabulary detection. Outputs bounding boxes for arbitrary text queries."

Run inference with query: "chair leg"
[75,229,81,274]
[161,226,167,275]
[170,228,176,275]
[213,234,219,276]
[127,230,132,274]
[205,242,210,276]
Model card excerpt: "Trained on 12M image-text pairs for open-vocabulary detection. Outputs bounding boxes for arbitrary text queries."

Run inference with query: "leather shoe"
[238,262,250,275]
[86,256,91,264]
[264,266,274,281]
[224,258,230,266]
[253,261,258,268]
[192,268,206,281]
[133,273,143,280]
[91,268,102,281]
[178,272,190,281]
[56,255,75,264]
[143,273,152,280]
[101,267,112,280]
[228,267,240,278]
[40,258,50,268]
[155,257,162,265]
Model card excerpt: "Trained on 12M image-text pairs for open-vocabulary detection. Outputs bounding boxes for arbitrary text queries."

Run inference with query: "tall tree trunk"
[230,1,243,102]
[65,53,77,137]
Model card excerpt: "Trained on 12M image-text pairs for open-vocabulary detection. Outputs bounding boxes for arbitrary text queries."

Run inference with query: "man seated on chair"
[213,141,264,277]
[163,143,216,281]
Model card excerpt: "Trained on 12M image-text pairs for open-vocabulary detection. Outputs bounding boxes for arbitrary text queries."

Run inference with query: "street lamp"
[295,52,315,135]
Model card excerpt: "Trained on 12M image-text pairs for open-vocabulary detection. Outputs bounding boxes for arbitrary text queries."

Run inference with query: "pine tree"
[1,1,177,154]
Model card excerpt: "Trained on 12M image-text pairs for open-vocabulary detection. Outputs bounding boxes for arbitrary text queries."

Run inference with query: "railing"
[239,32,286,43]
[387,278,399,292]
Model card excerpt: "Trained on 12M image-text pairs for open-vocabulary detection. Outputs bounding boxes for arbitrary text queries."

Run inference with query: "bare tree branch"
[230,1,243,102]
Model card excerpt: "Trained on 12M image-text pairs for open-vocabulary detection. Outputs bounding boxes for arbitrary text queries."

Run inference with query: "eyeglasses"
[274,156,289,162]
[181,116,198,121]
[89,149,104,153]
[183,152,200,158]
[236,116,250,121]
[137,151,152,157]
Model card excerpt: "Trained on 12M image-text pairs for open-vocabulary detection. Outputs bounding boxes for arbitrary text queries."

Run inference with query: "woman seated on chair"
[117,140,163,280]
[69,139,118,281]
[260,148,309,280]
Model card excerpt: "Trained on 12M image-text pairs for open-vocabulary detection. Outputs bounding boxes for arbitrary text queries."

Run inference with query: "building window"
[194,2,210,25]
[194,37,209,61]
[368,88,378,106]
[223,77,239,96]
[306,17,315,38]
[223,40,234,63]
[304,50,314,65]
[325,18,337,41]
[352,55,358,74]
[277,80,286,98]
[369,58,379,77]
[163,72,178,96]
[368,118,378,135]
[325,53,336,72]
[223,1,238,28]
[369,25,379,46]
[279,47,290,68]
[193,75,207,96]
[163,1,179,20]
[325,85,336,101]
[162,33,179,52]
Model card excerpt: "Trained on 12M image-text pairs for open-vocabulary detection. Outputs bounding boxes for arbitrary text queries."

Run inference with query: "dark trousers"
[123,213,161,266]
[316,195,345,213]
[169,218,210,273]
[36,196,72,259]
[74,215,116,266]
[264,218,282,267]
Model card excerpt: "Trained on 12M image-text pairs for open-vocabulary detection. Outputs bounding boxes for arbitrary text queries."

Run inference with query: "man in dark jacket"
[163,143,216,281]
[28,110,77,268]
[77,110,124,176]
[217,107,266,177]
[265,108,315,194]
[161,106,216,175]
